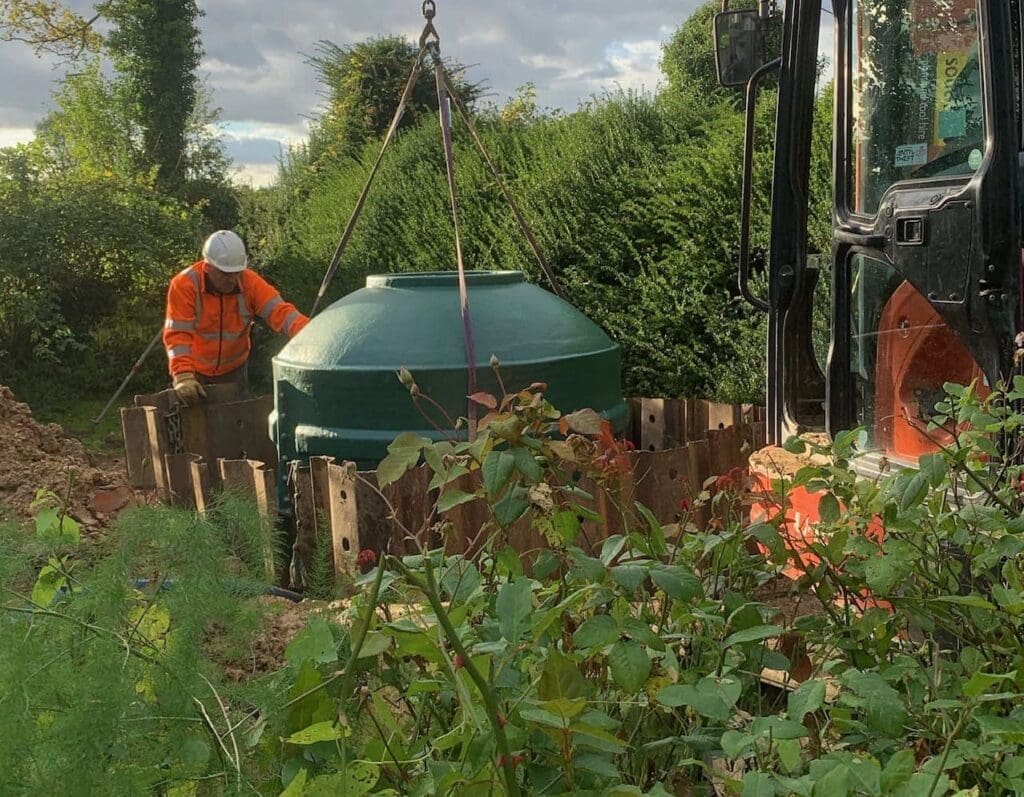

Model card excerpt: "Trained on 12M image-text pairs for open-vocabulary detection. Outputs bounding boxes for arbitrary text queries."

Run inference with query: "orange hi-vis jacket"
[164,260,309,377]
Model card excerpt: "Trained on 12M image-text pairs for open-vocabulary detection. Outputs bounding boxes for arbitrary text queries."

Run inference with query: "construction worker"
[164,230,309,405]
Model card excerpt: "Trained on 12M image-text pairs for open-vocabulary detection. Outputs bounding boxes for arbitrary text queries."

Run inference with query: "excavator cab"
[717,0,1022,466]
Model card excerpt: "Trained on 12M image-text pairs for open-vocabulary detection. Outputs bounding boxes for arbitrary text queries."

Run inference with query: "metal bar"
[92,327,163,425]
[441,68,566,300]
[430,41,478,437]
[308,47,428,317]
[738,57,781,313]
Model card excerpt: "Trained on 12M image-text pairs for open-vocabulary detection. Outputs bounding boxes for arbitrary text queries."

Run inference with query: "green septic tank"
[271,270,626,488]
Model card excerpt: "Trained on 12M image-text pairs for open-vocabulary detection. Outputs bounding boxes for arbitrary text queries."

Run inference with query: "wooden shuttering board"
[636,398,765,453]
[127,397,767,583]
[218,458,278,580]
[121,389,276,491]
[121,406,156,489]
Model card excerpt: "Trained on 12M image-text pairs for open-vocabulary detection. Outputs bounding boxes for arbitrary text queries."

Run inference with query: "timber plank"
[121,406,156,489]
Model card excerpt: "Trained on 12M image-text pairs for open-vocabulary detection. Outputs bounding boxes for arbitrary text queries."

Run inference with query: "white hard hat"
[202,230,248,272]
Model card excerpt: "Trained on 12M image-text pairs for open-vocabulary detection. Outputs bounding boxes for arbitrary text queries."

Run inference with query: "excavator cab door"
[828,0,1020,466]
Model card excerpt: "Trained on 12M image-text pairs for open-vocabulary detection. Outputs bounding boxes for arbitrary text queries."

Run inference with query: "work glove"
[173,372,207,406]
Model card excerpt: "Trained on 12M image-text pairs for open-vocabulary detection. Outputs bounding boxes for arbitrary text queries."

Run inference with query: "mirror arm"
[738,56,782,314]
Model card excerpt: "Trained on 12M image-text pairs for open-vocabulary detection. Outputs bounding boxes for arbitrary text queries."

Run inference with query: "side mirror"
[714,9,765,88]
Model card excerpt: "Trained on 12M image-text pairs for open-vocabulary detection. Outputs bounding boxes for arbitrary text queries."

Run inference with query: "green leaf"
[482,450,516,496]
[551,510,582,545]
[280,768,308,797]
[439,558,481,602]
[621,617,665,650]
[789,679,826,721]
[533,549,560,579]
[36,508,80,545]
[844,671,908,737]
[611,564,647,593]
[571,721,627,753]
[814,763,850,796]
[573,615,620,649]
[608,640,651,693]
[539,697,587,719]
[576,752,620,778]
[919,453,946,488]
[819,492,841,523]
[724,624,783,647]
[285,720,342,745]
[933,595,996,611]
[285,618,337,666]
[865,555,906,595]
[493,485,530,526]
[519,707,569,728]
[750,716,809,740]
[512,445,543,482]
[892,772,948,797]
[569,548,606,583]
[782,437,807,454]
[539,649,588,703]
[777,738,804,774]
[900,472,929,511]
[377,432,431,487]
[436,489,475,512]
[357,631,392,658]
[742,772,775,797]
[601,535,628,565]
[748,522,786,561]
[721,729,754,758]
[880,748,915,792]
[635,502,668,554]
[963,670,1017,699]
[496,576,534,641]
[305,762,380,797]
[656,676,741,721]
[650,564,702,601]
[30,564,65,607]
[848,756,881,796]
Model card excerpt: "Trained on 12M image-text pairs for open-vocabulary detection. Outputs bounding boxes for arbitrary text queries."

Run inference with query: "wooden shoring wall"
[120,385,276,495]
[122,395,767,584]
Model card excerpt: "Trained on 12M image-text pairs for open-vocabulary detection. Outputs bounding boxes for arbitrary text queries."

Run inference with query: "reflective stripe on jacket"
[163,260,309,377]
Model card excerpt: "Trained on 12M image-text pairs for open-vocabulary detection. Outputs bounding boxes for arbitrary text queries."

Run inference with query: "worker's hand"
[173,372,207,406]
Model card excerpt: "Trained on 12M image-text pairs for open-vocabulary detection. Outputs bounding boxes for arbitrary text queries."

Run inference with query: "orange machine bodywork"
[750,280,984,587]
[872,280,984,463]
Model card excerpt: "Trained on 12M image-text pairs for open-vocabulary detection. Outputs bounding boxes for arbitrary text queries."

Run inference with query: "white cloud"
[232,162,281,188]
[599,39,665,94]
[0,128,35,148]
[0,0,830,185]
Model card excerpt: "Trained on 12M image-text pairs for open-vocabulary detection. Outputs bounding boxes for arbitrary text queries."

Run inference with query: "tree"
[661,1,724,99]
[0,0,104,59]
[661,0,781,101]
[305,36,483,169]
[34,60,138,180]
[103,0,202,191]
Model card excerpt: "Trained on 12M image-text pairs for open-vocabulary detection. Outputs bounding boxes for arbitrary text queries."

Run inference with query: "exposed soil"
[0,385,136,531]
[748,433,831,480]
[219,595,314,681]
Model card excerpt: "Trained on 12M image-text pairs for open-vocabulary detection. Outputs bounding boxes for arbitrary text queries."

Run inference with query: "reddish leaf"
[562,408,604,436]
[468,391,498,410]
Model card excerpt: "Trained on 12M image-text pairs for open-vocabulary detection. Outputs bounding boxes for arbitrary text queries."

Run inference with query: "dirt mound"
[0,385,126,528]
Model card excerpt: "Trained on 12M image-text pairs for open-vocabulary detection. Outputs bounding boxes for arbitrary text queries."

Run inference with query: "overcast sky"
[0,0,716,186]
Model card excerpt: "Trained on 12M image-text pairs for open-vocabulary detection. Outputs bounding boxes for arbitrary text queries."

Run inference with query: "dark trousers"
[197,362,250,400]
